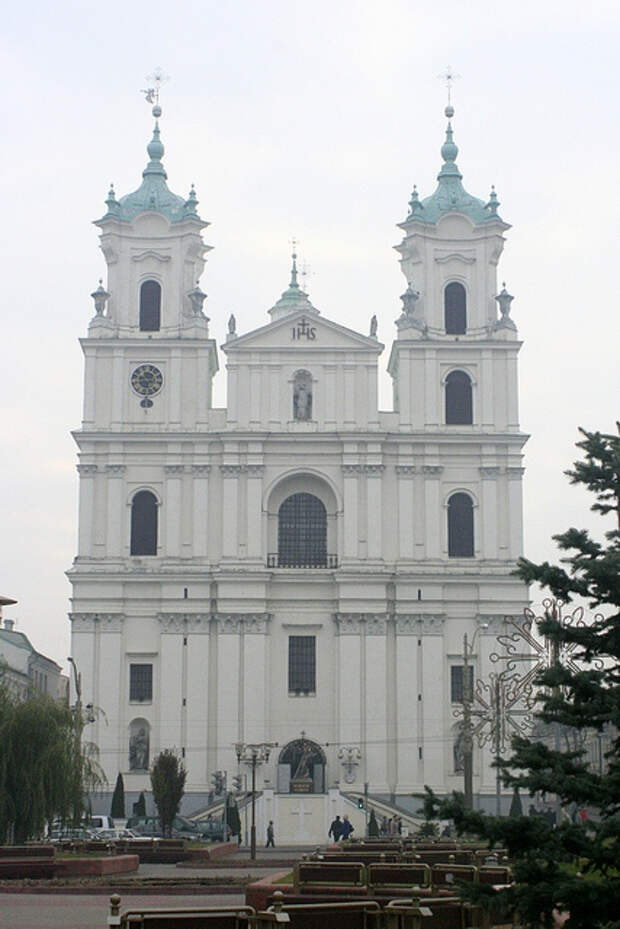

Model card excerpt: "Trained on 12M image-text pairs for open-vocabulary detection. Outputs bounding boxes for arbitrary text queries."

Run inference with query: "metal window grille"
[288,636,316,693]
[278,493,327,567]
[448,493,474,557]
[130,664,153,702]
[450,665,474,703]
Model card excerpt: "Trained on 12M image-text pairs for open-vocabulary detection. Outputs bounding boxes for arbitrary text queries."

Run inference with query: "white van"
[88,815,115,831]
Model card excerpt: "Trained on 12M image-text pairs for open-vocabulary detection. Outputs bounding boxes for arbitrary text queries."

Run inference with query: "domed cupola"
[268,250,319,321]
[404,106,504,227]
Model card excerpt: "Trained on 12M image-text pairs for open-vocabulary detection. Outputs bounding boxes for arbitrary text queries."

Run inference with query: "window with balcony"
[276,492,328,567]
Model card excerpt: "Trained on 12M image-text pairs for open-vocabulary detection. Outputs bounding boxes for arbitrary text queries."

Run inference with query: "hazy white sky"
[1,0,618,669]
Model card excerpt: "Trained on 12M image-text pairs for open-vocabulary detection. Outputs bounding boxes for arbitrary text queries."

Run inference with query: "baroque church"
[68,96,528,841]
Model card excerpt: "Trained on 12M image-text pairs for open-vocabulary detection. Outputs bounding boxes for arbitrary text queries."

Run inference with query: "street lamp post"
[235,742,275,860]
[462,625,487,810]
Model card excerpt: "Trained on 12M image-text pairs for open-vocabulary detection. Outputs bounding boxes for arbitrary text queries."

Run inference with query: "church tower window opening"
[130,490,158,556]
[129,663,153,702]
[288,635,316,694]
[139,280,161,331]
[445,370,473,424]
[444,282,466,334]
[277,492,327,567]
[447,492,474,557]
[293,369,312,421]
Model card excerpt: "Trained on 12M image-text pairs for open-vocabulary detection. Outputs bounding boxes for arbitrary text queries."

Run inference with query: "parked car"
[125,814,230,841]
[93,828,140,841]
[194,817,232,842]
[48,828,97,843]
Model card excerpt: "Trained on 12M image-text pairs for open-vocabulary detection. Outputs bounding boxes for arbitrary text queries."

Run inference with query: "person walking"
[266,820,275,848]
[341,814,354,841]
[328,815,342,843]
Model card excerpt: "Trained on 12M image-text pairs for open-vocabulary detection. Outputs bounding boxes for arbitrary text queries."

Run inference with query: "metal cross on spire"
[141,67,170,107]
[437,66,461,108]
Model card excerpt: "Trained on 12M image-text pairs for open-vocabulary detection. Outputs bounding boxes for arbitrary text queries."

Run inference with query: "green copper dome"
[405,111,503,226]
[268,252,318,320]
[100,114,202,224]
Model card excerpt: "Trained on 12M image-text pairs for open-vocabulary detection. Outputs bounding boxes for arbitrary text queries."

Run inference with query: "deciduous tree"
[150,750,186,838]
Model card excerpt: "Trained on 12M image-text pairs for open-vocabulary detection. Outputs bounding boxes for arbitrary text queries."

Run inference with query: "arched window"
[278,493,327,567]
[445,370,473,424]
[444,282,466,334]
[130,490,158,556]
[293,370,312,421]
[139,280,161,331]
[448,492,474,557]
[129,718,150,770]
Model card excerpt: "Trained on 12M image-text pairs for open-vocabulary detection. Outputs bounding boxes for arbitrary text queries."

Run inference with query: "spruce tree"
[134,791,146,816]
[110,773,125,819]
[150,750,186,838]
[423,428,620,929]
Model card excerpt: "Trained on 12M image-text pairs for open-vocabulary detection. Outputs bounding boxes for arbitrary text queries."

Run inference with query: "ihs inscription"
[291,318,316,341]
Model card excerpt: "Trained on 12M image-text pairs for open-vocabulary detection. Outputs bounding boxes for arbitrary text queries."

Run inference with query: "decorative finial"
[486,185,500,214]
[141,67,170,118]
[437,66,460,113]
[184,184,198,214]
[91,279,110,316]
[495,283,516,330]
[408,185,423,217]
[289,238,300,288]
[188,280,207,316]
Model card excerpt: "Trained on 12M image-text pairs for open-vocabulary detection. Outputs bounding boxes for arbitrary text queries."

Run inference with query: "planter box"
[54,855,139,876]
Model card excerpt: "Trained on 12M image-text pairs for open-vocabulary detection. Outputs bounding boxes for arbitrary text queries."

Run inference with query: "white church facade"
[68,98,528,838]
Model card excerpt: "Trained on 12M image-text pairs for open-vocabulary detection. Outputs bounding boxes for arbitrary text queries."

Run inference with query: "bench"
[109,895,256,929]
[411,850,473,865]
[323,852,401,864]
[367,862,432,894]
[478,865,512,886]
[431,864,478,889]
[258,893,382,929]
[294,860,366,894]
[0,845,55,858]
[384,896,489,929]
[0,857,56,879]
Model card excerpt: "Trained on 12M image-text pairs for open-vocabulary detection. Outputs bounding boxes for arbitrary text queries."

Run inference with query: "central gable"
[222,311,384,355]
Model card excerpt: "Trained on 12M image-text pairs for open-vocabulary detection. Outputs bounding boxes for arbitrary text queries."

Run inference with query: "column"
[424,349,438,426]
[423,466,443,558]
[77,464,98,556]
[365,465,384,560]
[394,616,420,792]
[246,465,264,560]
[341,465,360,561]
[110,349,124,430]
[104,464,125,556]
[421,618,446,790]
[507,467,525,559]
[481,350,494,428]
[324,365,336,428]
[220,465,241,559]
[164,465,183,557]
[191,465,210,557]
[395,466,415,561]
[479,467,500,559]
[169,349,182,426]
[269,366,281,427]
[185,616,210,785]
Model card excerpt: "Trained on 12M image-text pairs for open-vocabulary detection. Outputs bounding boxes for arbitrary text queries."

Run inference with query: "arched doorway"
[278,734,326,794]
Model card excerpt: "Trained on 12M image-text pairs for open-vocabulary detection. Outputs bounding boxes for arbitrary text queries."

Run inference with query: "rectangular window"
[450,665,474,703]
[130,664,153,702]
[288,636,316,694]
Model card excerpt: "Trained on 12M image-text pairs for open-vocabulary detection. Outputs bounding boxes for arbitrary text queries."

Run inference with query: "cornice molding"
[395,614,446,635]
[69,612,124,632]
[214,612,272,634]
[334,613,388,635]
[77,464,98,475]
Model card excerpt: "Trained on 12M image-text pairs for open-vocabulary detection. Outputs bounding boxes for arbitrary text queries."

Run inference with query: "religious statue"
[228,313,236,336]
[369,314,377,338]
[292,745,313,781]
[293,374,312,421]
[129,727,149,770]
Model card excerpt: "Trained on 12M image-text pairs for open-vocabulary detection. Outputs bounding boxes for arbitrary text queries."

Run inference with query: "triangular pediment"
[222,310,383,354]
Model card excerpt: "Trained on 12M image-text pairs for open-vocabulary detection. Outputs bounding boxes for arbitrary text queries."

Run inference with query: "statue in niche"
[293,371,312,421]
[453,724,464,774]
[129,726,149,770]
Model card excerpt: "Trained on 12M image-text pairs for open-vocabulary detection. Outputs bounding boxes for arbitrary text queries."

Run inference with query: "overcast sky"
[1,0,618,670]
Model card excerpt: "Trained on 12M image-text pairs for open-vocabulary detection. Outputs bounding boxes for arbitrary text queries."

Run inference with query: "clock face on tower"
[131,364,163,397]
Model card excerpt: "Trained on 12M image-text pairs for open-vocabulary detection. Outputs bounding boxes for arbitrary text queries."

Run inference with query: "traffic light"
[357,797,364,810]
[232,774,242,792]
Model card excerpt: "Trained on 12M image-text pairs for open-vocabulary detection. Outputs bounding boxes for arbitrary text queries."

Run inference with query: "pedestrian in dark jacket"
[328,815,342,842]
[266,820,275,847]
[340,815,354,840]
